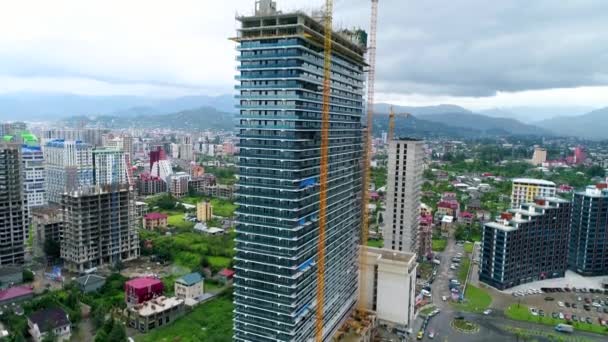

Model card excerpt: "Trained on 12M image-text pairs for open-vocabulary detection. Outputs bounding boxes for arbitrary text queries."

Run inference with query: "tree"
[586,165,606,178]
[200,256,210,268]
[107,322,127,342]
[94,330,108,342]
[41,331,56,342]
[22,269,34,283]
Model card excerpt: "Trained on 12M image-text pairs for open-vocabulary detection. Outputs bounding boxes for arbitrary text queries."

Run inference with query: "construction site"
[233,1,418,341]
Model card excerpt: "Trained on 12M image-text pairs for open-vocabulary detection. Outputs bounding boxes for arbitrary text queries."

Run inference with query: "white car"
[557,301,565,307]
[529,308,538,316]
[559,312,564,319]
[592,302,602,308]
[442,296,448,301]
[483,309,492,315]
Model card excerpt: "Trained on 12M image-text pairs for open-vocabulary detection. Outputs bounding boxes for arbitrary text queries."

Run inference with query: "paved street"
[409,234,608,342]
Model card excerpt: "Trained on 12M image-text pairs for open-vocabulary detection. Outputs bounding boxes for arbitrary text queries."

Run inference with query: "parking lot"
[510,286,608,327]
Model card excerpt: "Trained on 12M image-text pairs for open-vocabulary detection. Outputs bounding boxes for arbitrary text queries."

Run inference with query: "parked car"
[545,297,555,301]
[572,303,577,309]
[483,309,492,315]
[557,301,565,307]
[586,317,593,324]
[552,312,559,319]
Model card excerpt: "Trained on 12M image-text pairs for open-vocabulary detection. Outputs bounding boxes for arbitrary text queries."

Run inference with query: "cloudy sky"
[1,0,607,110]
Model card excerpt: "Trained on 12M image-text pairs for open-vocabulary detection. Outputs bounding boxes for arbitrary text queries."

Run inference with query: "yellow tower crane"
[315,0,333,340]
[358,0,379,313]
[388,105,411,142]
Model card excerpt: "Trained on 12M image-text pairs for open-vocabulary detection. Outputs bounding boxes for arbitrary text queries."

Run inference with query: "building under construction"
[233,0,366,340]
[60,185,139,272]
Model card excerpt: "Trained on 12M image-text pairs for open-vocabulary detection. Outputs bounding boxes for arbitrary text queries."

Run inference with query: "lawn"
[457,258,471,283]
[451,285,492,313]
[167,214,195,231]
[464,242,474,253]
[367,239,383,248]
[432,238,447,252]
[209,198,236,218]
[136,290,234,342]
[505,304,608,335]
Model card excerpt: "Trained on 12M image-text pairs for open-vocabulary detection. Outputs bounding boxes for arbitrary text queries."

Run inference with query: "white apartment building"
[511,178,556,208]
[359,246,417,328]
[22,146,46,208]
[92,148,127,186]
[384,138,424,253]
[44,139,93,204]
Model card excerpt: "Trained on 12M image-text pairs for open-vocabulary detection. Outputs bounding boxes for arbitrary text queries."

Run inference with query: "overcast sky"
[1,0,607,110]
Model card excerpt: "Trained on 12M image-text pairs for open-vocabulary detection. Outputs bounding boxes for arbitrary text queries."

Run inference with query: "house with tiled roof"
[27,307,71,342]
[174,272,204,301]
[143,212,168,230]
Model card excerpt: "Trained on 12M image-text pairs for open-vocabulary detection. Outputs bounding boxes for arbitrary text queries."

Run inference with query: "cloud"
[0,0,607,107]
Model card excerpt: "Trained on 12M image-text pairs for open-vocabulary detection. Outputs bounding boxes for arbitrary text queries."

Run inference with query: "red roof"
[460,211,474,218]
[125,277,162,289]
[438,201,459,210]
[144,212,168,220]
[0,286,33,301]
[218,269,235,277]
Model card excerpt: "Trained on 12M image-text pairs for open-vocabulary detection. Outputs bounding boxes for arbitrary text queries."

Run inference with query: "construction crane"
[358,0,379,313]
[315,0,333,340]
[388,105,411,142]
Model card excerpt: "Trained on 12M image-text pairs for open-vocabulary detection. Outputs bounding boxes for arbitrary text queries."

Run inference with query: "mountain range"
[1,92,606,140]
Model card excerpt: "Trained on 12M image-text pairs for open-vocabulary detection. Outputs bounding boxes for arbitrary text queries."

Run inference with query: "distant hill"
[374,103,471,116]
[538,107,608,140]
[63,106,235,131]
[0,92,236,120]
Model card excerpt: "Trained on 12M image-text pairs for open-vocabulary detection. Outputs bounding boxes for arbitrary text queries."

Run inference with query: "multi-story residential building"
[480,197,571,290]
[61,186,139,272]
[233,1,366,340]
[511,178,556,209]
[196,201,213,222]
[136,173,167,195]
[360,247,417,328]
[0,143,26,265]
[531,146,547,166]
[42,128,106,147]
[384,138,424,254]
[44,139,93,204]
[92,148,127,186]
[127,296,184,333]
[143,213,168,230]
[22,145,46,208]
[174,272,204,301]
[31,205,63,255]
[150,160,173,183]
[569,184,608,276]
[169,172,190,198]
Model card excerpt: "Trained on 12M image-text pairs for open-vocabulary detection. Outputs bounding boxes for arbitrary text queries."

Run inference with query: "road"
[410,234,607,342]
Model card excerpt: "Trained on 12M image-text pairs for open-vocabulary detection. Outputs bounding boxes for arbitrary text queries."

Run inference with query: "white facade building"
[151,160,173,183]
[92,148,127,186]
[44,139,93,204]
[384,138,424,253]
[360,246,417,328]
[511,178,556,208]
[22,146,46,208]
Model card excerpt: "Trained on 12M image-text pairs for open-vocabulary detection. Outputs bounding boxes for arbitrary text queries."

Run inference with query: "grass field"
[136,291,234,342]
[432,238,447,252]
[178,196,236,218]
[505,304,608,335]
[458,258,471,283]
[464,242,474,253]
[367,239,383,248]
[451,285,492,313]
[167,214,195,231]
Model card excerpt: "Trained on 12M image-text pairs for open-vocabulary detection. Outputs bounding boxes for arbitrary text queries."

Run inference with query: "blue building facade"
[233,2,366,341]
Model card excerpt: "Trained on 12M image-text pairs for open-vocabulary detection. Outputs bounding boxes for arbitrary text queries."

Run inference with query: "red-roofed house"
[143,213,168,230]
[217,269,235,285]
[125,277,164,306]
[436,200,460,219]
[459,211,474,225]
[0,286,34,305]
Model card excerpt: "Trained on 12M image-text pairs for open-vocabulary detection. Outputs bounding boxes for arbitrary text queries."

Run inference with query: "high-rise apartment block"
[61,186,139,272]
[22,145,46,208]
[44,139,94,204]
[0,143,26,265]
[169,172,190,198]
[531,146,547,166]
[196,201,213,222]
[43,128,106,147]
[384,138,424,253]
[92,148,127,186]
[511,178,556,209]
[480,197,570,290]
[233,1,366,340]
[569,184,608,276]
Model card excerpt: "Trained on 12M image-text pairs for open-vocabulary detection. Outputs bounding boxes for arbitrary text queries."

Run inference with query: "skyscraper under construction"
[233,1,366,340]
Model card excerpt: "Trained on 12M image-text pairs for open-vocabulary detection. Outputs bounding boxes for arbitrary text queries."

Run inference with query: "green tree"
[107,321,127,342]
[41,331,56,342]
[22,269,34,282]
[94,330,108,342]
[586,165,606,178]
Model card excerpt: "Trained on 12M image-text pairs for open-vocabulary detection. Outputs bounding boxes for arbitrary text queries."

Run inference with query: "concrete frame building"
[31,205,63,254]
[384,138,424,253]
[511,178,556,209]
[233,1,366,340]
[44,139,93,204]
[0,143,26,265]
[127,296,185,333]
[569,184,608,276]
[61,186,139,272]
[531,146,547,166]
[359,247,417,329]
[169,172,190,198]
[480,197,571,290]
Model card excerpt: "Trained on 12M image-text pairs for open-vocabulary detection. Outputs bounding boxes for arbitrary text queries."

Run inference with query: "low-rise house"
[143,213,168,230]
[459,211,474,225]
[193,223,224,236]
[217,269,235,284]
[0,286,34,305]
[75,274,106,293]
[127,296,185,333]
[27,308,71,342]
[440,215,454,237]
[174,272,204,303]
[125,277,164,306]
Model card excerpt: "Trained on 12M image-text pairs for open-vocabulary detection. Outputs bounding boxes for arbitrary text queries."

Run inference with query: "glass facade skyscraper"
[233,1,366,341]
